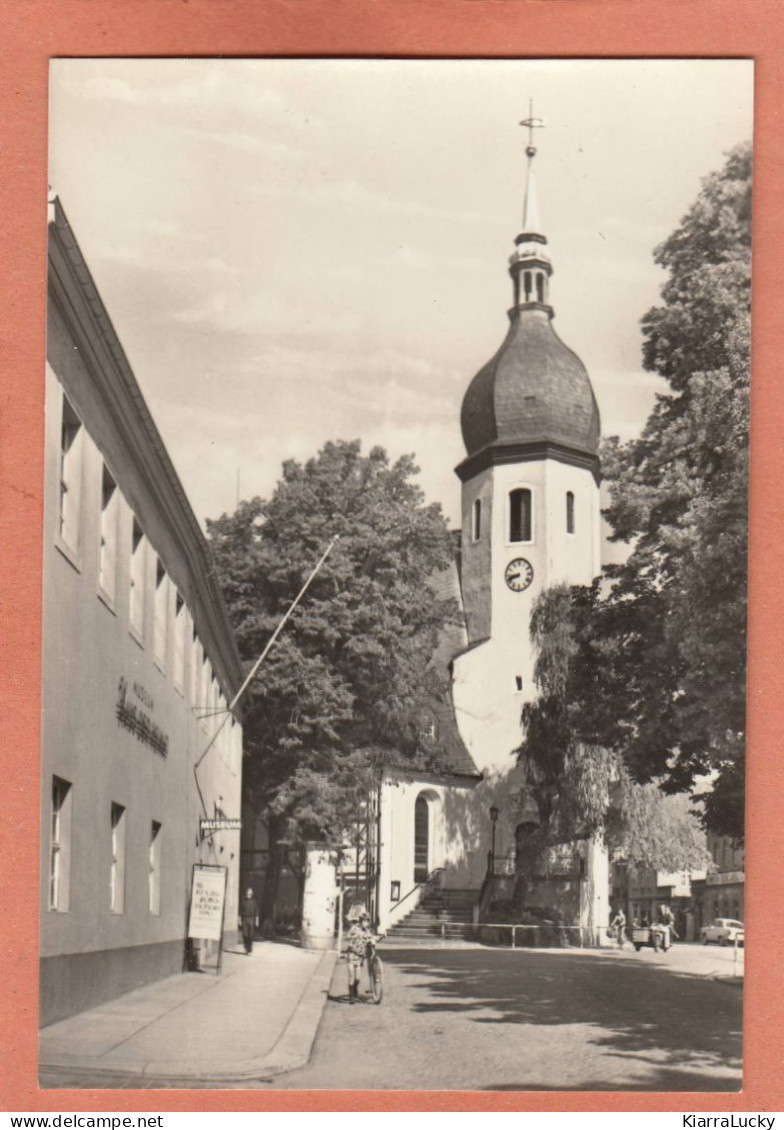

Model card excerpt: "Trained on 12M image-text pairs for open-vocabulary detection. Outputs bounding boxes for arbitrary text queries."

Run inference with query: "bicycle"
[345,931,385,1004]
[366,936,384,1004]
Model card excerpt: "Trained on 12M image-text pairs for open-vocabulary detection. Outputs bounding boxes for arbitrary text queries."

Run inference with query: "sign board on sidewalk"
[200,818,242,835]
[188,864,228,942]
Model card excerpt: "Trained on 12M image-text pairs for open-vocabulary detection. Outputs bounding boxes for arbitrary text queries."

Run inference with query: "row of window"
[708,835,744,871]
[470,488,577,544]
[50,776,162,915]
[58,392,235,742]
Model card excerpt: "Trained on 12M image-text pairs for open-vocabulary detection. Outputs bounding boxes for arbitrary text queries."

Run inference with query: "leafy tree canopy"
[517,585,710,875]
[206,440,458,857]
[599,141,750,839]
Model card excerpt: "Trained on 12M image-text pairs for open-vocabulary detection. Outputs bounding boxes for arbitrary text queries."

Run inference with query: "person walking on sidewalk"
[239,887,259,955]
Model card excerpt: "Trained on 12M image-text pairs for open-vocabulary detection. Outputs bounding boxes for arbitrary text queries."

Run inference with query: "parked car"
[700,918,744,947]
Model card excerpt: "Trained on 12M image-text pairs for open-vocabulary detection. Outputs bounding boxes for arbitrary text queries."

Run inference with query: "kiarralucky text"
[684,1119,775,1129]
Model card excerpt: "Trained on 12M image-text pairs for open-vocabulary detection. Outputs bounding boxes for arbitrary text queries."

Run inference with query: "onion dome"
[457,111,601,482]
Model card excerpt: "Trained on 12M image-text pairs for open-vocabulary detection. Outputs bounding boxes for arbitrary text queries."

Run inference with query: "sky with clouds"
[49,58,753,536]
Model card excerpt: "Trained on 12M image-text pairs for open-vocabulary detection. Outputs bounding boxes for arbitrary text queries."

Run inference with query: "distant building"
[41,198,244,1025]
[617,867,705,939]
[691,834,745,933]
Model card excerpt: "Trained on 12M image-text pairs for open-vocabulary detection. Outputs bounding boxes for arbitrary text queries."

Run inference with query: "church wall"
[441,768,524,887]
[488,457,599,648]
[579,836,611,944]
[452,641,525,776]
[459,467,493,643]
[453,457,600,777]
[377,773,478,931]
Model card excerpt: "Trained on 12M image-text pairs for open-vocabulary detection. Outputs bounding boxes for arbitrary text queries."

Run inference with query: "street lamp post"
[489,805,499,874]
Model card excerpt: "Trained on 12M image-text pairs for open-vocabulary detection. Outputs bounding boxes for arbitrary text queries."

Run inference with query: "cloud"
[592,367,665,440]
[53,62,287,118]
[53,61,317,168]
[238,342,459,419]
[250,176,499,227]
[382,244,483,273]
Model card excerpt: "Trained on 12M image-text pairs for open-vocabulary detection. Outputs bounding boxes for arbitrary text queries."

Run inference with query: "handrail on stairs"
[392,866,445,916]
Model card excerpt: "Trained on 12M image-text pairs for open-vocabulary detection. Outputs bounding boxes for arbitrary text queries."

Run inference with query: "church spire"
[521,100,544,233]
[509,102,552,314]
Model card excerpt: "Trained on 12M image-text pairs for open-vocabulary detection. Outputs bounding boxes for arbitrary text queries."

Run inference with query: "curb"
[40,949,338,1087]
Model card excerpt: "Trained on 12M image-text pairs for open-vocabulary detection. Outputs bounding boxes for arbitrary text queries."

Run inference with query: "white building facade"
[41,199,245,1025]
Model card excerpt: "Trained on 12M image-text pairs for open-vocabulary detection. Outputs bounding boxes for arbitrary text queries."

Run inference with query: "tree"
[516,584,710,876]
[608,784,709,875]
[598,141,751,839]
[207,440,458,922]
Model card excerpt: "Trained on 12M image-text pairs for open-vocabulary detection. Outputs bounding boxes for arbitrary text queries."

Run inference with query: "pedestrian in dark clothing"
[239,888,259,955]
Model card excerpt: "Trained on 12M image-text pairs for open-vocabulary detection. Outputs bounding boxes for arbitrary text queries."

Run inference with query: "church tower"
[453,115,602,776]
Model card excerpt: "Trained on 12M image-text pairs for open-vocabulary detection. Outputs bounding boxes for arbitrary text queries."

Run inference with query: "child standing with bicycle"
[346,907,374,1003]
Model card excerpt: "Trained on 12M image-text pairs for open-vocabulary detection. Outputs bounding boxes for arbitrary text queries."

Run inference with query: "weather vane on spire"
[520,99,545,159]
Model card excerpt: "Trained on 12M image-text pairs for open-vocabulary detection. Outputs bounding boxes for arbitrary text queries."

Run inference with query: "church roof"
[409,556,481,781]
[460,305,601,462]
[459,121,601,472]
[419,692,481,779]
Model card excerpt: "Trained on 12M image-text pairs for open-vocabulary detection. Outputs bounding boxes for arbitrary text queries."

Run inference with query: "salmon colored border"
[1,0,781,1113]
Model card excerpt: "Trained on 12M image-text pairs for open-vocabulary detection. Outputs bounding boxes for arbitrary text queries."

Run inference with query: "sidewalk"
[39,941,337,1088]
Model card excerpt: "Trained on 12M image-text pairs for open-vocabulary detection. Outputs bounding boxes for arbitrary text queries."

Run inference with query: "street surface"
[272,942,742,1092]
[40,941,742,1091]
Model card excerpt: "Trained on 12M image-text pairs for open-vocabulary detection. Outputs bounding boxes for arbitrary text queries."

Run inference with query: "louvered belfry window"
[509,488,532,543]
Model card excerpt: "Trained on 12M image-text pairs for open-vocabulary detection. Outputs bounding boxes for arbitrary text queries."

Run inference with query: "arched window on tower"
[536,272,545,304]
[523,271,532,303]
[566,491,575,535]
[509,488,532,543]
[472,498,482,541]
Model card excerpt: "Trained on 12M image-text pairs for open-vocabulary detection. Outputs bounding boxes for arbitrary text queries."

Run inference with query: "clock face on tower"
[505,557,534,592]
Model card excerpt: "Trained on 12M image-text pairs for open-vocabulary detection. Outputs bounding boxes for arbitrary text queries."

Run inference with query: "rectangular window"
[509,488,532,543]
[50,776,72,912]
[149,821,162,915]
[230,716,239,775]
[210,676,219,732]
[566,491,575,535]
[154,559,168,667]
[217,687,226,725]
[110,803,126,914]
[173,592,186,690]
[59,396,83,551]
[191,628,201,705]
[472,498,482,541]
[201,655,212,727]
[129,518,146,638]
[99,465,119,601]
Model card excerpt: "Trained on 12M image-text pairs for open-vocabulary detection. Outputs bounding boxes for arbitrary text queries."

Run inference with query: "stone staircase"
[386,886,478,942]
